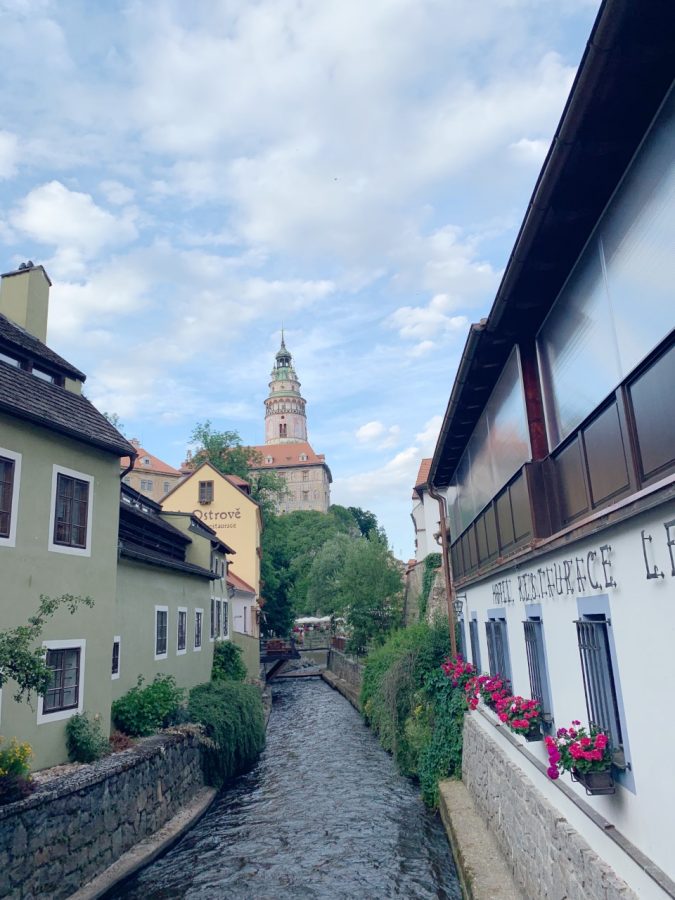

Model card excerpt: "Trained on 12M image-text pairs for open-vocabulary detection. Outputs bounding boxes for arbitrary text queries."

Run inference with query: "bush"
[111,674,185,736]
[187,681,265,786]
[0,737,34,805]
[65,712,110,763]
[361,621,469,807]
[419,553,441,619]
[212,641,247,683]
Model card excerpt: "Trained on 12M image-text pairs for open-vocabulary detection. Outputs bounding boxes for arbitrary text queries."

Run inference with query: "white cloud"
[388,294,468,342]
[356,420,401,449]
[415,415,443,453]
[10,182,138,274]
[509,137,550,164]
[356,421,385,442]
[100,180,135,205]
[0,131,18,178]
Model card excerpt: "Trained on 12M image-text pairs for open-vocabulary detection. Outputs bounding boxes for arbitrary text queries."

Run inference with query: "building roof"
[0,311,85,380]
[248,442,332,480]
[430,0,675,489]
[161,459,261,511]
[226,571,257,595]
[120,441,182,476]
[0,359,135,457]
[224,473,251,493]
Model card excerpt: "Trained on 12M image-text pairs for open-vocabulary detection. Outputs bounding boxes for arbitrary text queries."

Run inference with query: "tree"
[348,506,383,541]
[188,421,287,519]
[102,411,125,434]
[0,594,94,702]
[305,533,354,617]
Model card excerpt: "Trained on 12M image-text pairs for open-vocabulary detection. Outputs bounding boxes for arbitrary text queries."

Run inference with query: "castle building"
[248,336,332,514]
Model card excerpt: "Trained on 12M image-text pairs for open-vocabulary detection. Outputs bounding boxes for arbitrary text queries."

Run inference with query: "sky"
[0,0,601,559]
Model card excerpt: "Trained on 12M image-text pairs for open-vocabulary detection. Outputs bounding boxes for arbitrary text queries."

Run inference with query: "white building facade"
[430,3,675,896]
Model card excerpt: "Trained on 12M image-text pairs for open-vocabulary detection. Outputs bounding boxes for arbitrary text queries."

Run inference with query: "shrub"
[212,641,247,683]
[0,737,34,805]
[111,674,185,736]
[109,730,135,753]
[187,681,265,786]
[65,712,110,763]
[418,553,441,619]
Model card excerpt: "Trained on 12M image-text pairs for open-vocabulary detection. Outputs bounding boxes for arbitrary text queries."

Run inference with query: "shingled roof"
[0,313,85,380]
[0,360,135,457]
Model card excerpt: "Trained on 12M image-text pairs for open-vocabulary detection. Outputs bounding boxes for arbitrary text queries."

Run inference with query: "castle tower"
[264,334,308,445]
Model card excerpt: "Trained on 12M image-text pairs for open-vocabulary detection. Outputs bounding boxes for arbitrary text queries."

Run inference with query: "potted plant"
[464,673,511,712]
[496,695,543,741]
[440,656,477,689]
[545,721,614,795]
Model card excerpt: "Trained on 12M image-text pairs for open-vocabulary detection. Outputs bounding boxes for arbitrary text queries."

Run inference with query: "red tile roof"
[226,571,256,595]
[247,442,328,469]
[120,442,182,476]
[414,458,432,488]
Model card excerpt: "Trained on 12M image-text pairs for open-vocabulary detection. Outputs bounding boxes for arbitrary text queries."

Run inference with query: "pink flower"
[547,765,560,780]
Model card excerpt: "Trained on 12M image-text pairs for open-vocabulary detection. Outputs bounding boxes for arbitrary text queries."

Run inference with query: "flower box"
[523,723,542,742]
[571,768,615,795]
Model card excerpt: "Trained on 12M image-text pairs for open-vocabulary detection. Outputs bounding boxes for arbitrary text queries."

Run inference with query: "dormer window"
[199,480,214,504]
[266,456,273,464]
[300,453,308,461]
[143,457,150,466]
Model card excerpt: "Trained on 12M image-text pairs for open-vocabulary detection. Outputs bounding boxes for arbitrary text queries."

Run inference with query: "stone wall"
[327,648,364,692]
[0,732,205,900]
[462,715,638,900]
[403,562,424,626]
[425,570,448,624]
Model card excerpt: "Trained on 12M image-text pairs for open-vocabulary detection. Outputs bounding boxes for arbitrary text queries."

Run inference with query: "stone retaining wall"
[462,715,637,900]
[326,648,364,693]
[0,732,204,900]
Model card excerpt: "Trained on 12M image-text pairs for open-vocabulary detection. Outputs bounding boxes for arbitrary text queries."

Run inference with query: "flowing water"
[106,677,462,899]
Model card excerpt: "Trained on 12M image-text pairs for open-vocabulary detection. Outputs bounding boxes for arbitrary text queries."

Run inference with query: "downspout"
[120,451,137,481]
[427,484,457,659]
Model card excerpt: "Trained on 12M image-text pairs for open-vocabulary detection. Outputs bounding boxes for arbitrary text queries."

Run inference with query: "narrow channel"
[106,678,462,899]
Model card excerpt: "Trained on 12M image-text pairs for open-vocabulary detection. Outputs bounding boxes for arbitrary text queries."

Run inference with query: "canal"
[106,678,462,899]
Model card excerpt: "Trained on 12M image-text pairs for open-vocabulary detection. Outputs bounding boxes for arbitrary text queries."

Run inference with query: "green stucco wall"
[231,632,261,681]
[113,559,214,703]
[0,414,121,770]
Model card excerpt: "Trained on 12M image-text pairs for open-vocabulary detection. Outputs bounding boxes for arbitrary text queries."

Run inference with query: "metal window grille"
[575,618,623,749]
[0,457,14,537]
[469,619,481,671]
[216,600,222,637]
[111,640,120,675]
[523,619,552,720]
[156,610,168,655]
[177,611,187,650]
[485,618,512,682]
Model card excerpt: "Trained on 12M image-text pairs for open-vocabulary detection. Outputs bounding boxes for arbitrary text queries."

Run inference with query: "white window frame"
[0,447,21,549]
[154,605,169,660]
[194,608,203,651]
[48,465,94,557]
[177,607,188,655]
[37,638,86,725]
[111,635,121,680]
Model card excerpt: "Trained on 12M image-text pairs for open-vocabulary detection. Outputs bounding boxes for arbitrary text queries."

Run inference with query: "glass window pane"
[630,342,675,480]
[583,402,630,505]
[603,89,675,377]
[538,241,619,446]
[488,350,530,490]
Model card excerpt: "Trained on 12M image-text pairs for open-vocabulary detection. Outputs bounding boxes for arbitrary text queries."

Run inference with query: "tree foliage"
[0,594,94,702]
[187,420,288,519]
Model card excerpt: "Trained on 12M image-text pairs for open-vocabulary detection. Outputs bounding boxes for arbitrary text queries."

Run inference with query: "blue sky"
[0,0,600,558]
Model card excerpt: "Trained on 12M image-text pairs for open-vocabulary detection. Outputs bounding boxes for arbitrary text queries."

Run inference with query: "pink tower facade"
[264,336,308,445]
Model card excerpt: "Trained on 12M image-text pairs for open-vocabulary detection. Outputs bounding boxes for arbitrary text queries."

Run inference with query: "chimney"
[0,261,52,343]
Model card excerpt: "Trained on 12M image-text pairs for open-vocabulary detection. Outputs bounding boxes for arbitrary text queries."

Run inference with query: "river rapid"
[106,677,462,899]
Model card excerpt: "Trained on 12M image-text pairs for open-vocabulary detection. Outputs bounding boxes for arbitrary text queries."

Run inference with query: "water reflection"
[106,678,461,899]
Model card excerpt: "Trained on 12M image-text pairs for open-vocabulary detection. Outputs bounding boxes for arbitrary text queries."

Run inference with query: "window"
[177,608,187,654]
[143,457,150,465]
[111,636,120,679]
[49,467,94,556]
[0,449,20,546]
[302,490,309,501]
[155,606,168,659]
[523,614,553,723]
[300,453,308,461]
[575,615,624,754]
[215,599,222,638]
[243,606,248,634]
[222,601,229,638]
[302,470,309,482]
[38,639,85,723]
[485,613,512,683]
[194,609,203,650]
[140,479,154,491]
[163,481,171,494]
[199,480,214,504]
[210,598,215,640]
[279,423,287,437]
[469,616,481,671]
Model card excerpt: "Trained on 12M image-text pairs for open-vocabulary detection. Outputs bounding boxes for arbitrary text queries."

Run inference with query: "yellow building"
[160,460,262,605]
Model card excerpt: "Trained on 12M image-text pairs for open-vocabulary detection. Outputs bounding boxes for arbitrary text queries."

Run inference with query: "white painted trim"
[37,639,86,724]
[194,608,203,651]
[111,635,121,680]
[176,607,188,655]
[0,446,21,548]
[48,465,94,557]
[154,605,169,660]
